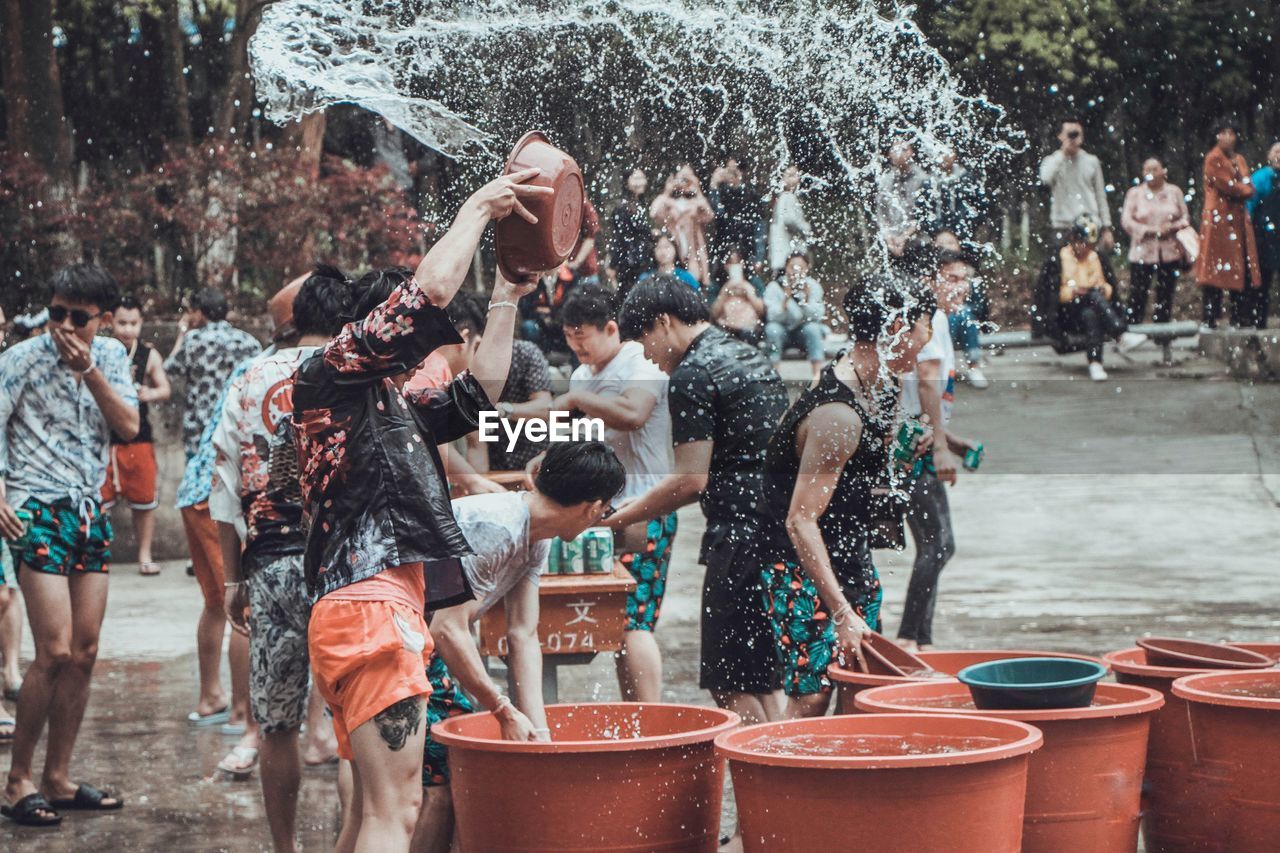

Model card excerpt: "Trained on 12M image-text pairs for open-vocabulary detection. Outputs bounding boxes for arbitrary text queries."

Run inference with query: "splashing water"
[249,0,1019,189]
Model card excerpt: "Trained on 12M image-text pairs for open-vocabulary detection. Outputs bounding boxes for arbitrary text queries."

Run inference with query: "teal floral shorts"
[422,652,475,787]
[619,512,678,632]
[12,497,112,577]
[761,559,882,697]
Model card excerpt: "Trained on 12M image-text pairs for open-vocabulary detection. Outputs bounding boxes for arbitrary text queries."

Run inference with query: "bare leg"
[336,759,362,853]
[614,630,663,703]
[195,605,228,716]
[348,695,427,853]
[711,691,774,726]
[785,692,831,720]
[0,587,21,692]
[303,687,338,765]
[410,785,454,853]
[41,572,112,802]
[229,629,252,726]
[259,728,302,853]
[5,570,72,807]
[131,508,155,566]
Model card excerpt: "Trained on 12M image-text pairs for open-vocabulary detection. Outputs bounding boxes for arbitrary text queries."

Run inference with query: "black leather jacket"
[293,282,490,607]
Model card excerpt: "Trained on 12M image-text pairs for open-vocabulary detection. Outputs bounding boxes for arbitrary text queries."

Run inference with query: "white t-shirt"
[451,492,550,617]
[568,341,672,502]
[901,309,955,425]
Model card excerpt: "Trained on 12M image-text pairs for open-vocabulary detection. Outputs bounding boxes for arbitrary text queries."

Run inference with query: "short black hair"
[534,441,626,507]
[617,274,710,339]
[445,291,488,337]
[936,249,969,268]
[1060,117,1084,129]
[294,273,355,338]
[117,295,143,313]
[842,273,937,343]
[51,264,120,312]
[785,250,811,267]
[351,267,414,323]
[190,287,229,322]
[560,288,615,330]
[1213,117,1241,136]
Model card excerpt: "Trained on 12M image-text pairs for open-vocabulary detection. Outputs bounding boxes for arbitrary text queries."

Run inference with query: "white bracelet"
[831,603,856,626]
[493,694,513,713]
[75,358,97,377]
[487,300,518,312]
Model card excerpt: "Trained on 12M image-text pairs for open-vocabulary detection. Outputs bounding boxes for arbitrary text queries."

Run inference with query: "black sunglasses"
[48,305,103,328]
[601,504,618,520]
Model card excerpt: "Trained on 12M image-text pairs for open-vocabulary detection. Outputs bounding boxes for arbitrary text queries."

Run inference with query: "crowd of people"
[0,162,986,850]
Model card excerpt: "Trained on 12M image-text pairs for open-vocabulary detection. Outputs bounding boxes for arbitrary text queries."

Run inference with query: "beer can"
[583,528,614,574]
[893,419,925,478]
[545,538,563,575]
[559,534,585,574]
[963,443,984,471]
[10,508,32,550]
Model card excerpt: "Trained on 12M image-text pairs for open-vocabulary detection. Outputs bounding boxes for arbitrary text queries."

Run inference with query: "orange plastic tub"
[432,702,739,852]
[715,712,1042,853]
[828,649,1108,714]
[1172,670,1280,853]
[1104,642,1280,852]
[855,680,1163,852]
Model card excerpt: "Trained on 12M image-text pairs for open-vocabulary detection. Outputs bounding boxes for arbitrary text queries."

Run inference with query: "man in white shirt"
[413,441,625,853]
[556,289,676,702]
[1040,118,1115,250]
[896,255,983,652]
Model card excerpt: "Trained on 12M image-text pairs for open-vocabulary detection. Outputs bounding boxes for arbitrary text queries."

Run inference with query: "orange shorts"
[101,443,158,510]
[180,503,225,609]
[308,598,435,760]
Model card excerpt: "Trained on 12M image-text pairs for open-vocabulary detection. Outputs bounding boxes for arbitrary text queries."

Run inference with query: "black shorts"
[698,520,781,694]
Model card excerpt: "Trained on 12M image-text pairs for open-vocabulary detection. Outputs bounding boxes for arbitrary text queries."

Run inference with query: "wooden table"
[479,564,636,702]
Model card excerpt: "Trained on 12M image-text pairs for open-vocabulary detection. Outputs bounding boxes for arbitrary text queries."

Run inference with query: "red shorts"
[101,443,158,510]
[180,503,225,609]
[308,598,434,760]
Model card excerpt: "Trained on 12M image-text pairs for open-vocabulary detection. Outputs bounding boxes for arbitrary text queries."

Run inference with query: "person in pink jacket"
[649,165,715,286]
[1120,157,1190,324]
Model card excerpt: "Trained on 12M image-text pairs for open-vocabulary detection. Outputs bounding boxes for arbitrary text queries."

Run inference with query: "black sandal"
[1,792,63,826]
[47,783,124,811]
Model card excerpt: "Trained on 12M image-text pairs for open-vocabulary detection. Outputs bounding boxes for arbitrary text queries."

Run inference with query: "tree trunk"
[159,0,193,148]
[214,0,275,139]
[1,0,33,155]
[17,0,73,186]
[278,110,327,281]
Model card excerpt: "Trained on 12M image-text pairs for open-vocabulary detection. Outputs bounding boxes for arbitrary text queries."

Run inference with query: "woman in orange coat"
[1194,120,1262,329]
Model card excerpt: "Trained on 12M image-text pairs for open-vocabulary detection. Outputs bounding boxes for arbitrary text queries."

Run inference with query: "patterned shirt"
[165,320,262,457]
[0,334,137,509]
[210,346,316,575]
[176,357,255,510]
[293,278,491,606]
[487,340,552,471]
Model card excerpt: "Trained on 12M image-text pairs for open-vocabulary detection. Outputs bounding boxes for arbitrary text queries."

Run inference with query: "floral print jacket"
[292,279,491,606]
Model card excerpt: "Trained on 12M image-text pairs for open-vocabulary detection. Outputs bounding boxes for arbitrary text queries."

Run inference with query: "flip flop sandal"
[216,746,259,781]
[0,717,14,743]
[3,680,19,701]
[139,562,161,576]
[187,706,231,726]
[47,782,124,811]
[220,721,247,736]
[1,793,62,827]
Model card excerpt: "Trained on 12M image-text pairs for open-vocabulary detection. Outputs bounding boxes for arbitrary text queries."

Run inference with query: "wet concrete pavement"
[3,342,1278,849]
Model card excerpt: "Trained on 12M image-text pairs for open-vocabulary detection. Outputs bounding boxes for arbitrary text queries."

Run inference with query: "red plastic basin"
[1171,670,1280,853]
[828,648,1108,714]
[855,680,1163,853]
[433,702,739,852]
[1104,642,1280,852]
[716,712,1042,853]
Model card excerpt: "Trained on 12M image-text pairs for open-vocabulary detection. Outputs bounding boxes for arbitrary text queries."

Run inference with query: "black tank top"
[761,361,895,584]
[112,341,154,445]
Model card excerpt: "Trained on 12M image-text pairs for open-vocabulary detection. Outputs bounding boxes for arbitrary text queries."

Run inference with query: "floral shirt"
[292,279,492,606]
[0,334,137,509]
[176,357,255,510]
[210,346,316,576]
[165,320,262,457]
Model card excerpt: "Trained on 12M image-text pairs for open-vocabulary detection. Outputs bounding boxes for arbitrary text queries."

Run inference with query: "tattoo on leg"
[373,696,422,751]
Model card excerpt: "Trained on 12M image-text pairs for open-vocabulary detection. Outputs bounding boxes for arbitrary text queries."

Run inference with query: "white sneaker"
[966,365,989,389]
[1119,331,1149,353]
[1089,362,1108,382]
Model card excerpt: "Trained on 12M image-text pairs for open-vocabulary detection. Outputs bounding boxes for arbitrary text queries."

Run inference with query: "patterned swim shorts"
[422,652,475,787]
[761,559,883,697]
[12,496,112,576]
[620,512,678,632]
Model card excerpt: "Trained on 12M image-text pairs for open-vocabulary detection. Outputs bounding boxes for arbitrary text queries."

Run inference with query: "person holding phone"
[1040,119,1115,251]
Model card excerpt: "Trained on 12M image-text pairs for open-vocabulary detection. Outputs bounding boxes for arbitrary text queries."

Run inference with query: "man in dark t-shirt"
[607,274,789,725]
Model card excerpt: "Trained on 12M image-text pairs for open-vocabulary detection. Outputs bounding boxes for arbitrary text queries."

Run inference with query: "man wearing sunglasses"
[0,264,138,827]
